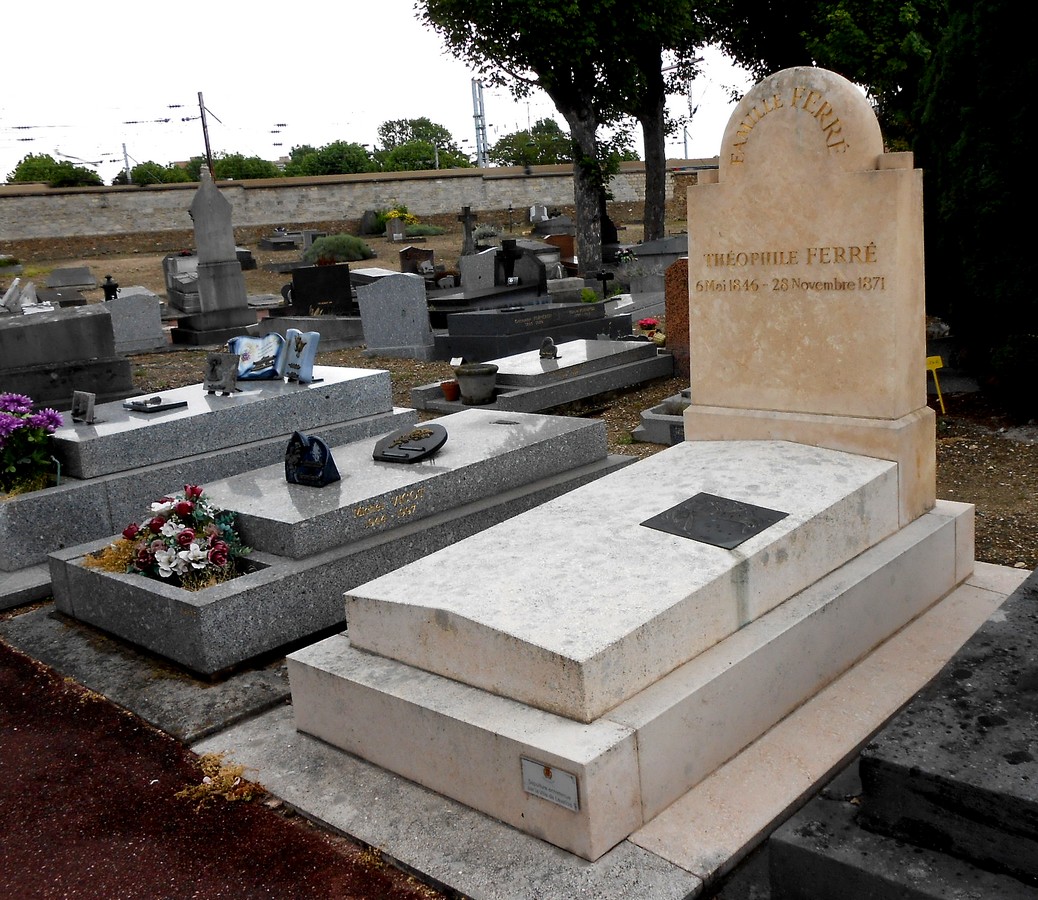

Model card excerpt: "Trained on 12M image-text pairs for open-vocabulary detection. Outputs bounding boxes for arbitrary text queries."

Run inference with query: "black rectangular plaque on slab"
[641,492,788,550]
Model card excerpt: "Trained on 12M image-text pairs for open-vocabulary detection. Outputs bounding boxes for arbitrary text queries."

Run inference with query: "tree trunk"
[566,116,603,277]
[640,97,668,242]
[637,51,668,244]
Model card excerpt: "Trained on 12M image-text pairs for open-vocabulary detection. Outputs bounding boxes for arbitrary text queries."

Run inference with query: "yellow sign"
[926,355,945,414]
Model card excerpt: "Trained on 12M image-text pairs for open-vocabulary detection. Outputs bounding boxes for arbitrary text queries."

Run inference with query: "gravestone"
[274,264,355,317]
[684,66,933,525]
[399,246,435,280]
[106,293,167,354]
[170,168,257,345]
[459,248,500,297]
[355,272,435,360]
[45,266,97,291]
[33,287,86,307]
[442,303,632,361]
[532,214,575,237]
[258,233,298,251]
[163,253,201,312]
[0,304,134,406]
[663,257,690,380]
[283,66,972,868]
[358,210,380,235]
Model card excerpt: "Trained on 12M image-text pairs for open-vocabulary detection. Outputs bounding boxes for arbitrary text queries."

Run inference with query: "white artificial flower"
[150,499,175,516]
[161,521,187,539]
[154,546,180,577]
[178,543,209,570]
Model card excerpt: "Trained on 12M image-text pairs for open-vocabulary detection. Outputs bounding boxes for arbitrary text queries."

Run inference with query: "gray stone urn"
[453,363,499,405]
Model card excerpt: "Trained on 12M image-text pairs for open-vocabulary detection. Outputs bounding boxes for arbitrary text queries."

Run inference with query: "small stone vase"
[453,363,499,406]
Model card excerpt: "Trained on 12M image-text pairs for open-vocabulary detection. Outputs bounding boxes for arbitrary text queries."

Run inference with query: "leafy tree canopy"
[7,153,103,187]
[120,161,192,186]
[377,117,459,154]
[282,141,377,176]
[710,0,945,150]
[211,153,282,180]
[489,118,573,167]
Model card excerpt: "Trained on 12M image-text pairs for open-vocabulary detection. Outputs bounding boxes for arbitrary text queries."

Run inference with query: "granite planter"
[48,538,345,677]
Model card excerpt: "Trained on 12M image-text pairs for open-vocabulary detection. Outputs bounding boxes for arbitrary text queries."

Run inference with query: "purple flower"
[29,408,64,431]
[0,393,33,414]
[0,412,26,442]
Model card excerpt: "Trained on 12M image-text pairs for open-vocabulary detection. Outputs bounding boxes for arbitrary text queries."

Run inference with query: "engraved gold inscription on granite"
[352,486,428,529]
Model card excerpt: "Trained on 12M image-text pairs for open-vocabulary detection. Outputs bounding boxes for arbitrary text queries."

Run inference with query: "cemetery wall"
[0,161,709,244]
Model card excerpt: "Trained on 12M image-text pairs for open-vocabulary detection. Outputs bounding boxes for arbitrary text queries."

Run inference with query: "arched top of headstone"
[718,67,883,181]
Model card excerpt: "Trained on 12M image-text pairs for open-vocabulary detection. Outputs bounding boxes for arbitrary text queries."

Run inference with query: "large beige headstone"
[684,66,934,524]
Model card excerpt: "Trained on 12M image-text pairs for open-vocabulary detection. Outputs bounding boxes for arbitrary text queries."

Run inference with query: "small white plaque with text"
[521,757,579,812]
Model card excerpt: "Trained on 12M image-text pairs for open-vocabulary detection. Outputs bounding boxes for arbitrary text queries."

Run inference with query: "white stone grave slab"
[344,440,899,723]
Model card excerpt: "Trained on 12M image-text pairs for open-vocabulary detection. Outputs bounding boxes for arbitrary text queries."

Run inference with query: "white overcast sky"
[1,1,753,184]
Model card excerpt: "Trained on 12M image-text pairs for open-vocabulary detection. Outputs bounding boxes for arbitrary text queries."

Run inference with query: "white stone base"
[288,439,974,861]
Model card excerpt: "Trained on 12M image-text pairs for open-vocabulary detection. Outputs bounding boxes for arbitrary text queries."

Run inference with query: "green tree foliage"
[710,0,944,150]
[125,161,192,186]
[378,117,457,151]
[420,1,705,265]
[913,0,1034,412]
[489,118,572,167]
[377,140,471,171]
[184,157,206,181]
[181,154,280,181]
[420,1,633,273]
[374,118,469,170]
[282,141,377,176]
[379,141,439,172]
[6,153,103,187]
[211,154,281,180]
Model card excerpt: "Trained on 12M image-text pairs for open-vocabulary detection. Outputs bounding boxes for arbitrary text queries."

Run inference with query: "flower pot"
[453,363,499,406]
[440,380,461,402]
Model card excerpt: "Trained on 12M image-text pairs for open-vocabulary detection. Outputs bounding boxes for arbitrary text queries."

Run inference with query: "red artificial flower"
[122,523,140,540]
[147,516,166,533]
[175,500,194,518]
[208,543,229,567]
[184,485,204,500]
[176,528,196,548]
[135,547,155,569]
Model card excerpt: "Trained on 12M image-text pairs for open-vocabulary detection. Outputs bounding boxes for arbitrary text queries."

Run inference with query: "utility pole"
[122,143,132,184]
[471,79,488,168]
[198,91,215,176]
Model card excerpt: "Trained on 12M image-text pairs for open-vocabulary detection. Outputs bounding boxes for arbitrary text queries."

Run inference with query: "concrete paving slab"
[0,604,290,742]
[193,703,703,900]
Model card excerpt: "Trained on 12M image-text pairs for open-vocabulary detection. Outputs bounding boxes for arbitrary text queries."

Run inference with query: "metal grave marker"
[641,492,788,550]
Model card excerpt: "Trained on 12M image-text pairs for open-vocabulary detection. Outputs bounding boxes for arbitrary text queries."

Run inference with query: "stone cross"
[458,206,477,257]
